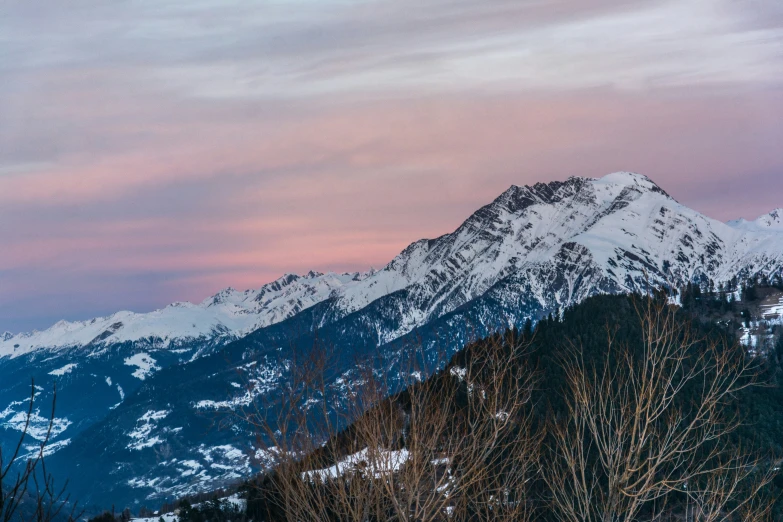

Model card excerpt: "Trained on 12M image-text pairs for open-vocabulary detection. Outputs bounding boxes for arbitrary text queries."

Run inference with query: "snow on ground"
[0,407,71,441]
[198,445,246,466]
[761,295,783,319]
[449,367,467,381]
[48,363,77,376]
[23,438,71,458]
[179,460,202,478]
[125,446,254,502]
[127,410,171,451]
[3,174,783,380]
[303,448,410,482]
[130,494,246,522]
[132,513,178,522]
[111,384,126,409]
[193,360,281,411]
[125,353,161,380]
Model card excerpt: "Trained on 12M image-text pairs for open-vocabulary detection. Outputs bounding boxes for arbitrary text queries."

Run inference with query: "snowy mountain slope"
[310,172,783,342]
[41,172,783,508]
[728,208,783,232]
[0,271,366,358]
[0,272,368,490]
[8,171,783,509]
[6,172,783,361]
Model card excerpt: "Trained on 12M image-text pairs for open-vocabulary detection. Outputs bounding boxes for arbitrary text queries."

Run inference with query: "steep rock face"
[6,172,783,508]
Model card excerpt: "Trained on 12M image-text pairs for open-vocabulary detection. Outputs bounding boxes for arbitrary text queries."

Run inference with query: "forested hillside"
[220,293,783,521]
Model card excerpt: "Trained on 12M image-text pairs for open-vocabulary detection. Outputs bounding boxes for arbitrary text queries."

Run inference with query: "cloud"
[0,0,782,331]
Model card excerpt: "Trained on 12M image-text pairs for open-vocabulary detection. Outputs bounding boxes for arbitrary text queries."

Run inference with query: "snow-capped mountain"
[5,172,783,509]
[310,172,783,342]
[5,172,783,361]
[0,271,368,358]
[728,208,783,232]
[0,271,369,505]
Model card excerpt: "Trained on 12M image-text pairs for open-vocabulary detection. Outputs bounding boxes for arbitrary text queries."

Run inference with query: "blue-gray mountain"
[3,172,783,508]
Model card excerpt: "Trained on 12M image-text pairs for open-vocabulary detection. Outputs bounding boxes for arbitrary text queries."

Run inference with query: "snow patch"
[127,410,171,451]
[23,438,71,458]
[125,353,160,380]
[0,408,71,441]
[304,448,410,482]
[48,363,77,376]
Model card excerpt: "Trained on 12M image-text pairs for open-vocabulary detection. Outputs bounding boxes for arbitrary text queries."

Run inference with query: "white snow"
[761,296,783,319]
[193,362,280,411]
[23,438,71,458]
[303,448,410,482]
[0,272,369,358]
[125,353,160,380]
[727,209,783,232]
[0,407,71,441]
[48,363,77,376]
[131,494,246,522]
[127,410,171,451]
[132,513,178,522]
[320,172,783,343]
[179,460,202,477]
[449,367,467,381]
[4,172,783,367]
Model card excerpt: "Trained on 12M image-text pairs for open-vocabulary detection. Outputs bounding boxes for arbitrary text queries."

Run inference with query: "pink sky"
[1,0,782,332]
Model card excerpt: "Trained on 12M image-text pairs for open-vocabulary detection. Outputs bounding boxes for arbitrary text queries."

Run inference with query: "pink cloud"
[2,83,782,331]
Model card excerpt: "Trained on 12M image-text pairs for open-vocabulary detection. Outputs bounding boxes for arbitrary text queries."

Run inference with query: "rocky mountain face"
[3,172,783,509]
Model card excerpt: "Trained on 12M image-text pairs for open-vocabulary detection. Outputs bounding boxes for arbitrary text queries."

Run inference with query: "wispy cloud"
[0,0,781,331]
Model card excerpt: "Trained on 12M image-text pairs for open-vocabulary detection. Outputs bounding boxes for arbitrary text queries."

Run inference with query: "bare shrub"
[1,380,82,522]
[544,297,775,522]
[242,334,541,522]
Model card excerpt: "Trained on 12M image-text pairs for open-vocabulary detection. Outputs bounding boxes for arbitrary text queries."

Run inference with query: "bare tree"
[0,380,82,522]
[544,297,775,522]
[242,334,541,522]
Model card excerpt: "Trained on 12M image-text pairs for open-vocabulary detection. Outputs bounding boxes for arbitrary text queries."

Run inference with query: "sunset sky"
[1,0,782,332]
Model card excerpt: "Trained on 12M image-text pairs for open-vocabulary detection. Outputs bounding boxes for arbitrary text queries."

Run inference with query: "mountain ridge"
[4,171,783,507]
[5,171,783,357]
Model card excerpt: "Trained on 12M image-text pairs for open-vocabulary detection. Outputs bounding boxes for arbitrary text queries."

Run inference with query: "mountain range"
[2,172,782,509]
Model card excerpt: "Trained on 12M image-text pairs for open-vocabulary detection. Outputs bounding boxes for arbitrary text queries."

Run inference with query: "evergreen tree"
[522,318,533,339]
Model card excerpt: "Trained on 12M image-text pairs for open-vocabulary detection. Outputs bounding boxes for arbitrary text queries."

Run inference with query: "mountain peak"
[496,172,670,216]
[752,208,782,228]
[764,208,783,224]
[596,171,650,183]
[727,208,783,232]
[590,171,671,198]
